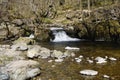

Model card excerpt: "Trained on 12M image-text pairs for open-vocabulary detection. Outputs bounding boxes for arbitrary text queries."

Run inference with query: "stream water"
[35,28,120,80]
[37,41,120,80]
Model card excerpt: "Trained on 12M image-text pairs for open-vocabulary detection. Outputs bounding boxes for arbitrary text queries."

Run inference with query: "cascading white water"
[50,28,80,42]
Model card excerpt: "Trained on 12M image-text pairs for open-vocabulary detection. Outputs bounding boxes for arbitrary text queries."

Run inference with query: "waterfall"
[50,27,80,42]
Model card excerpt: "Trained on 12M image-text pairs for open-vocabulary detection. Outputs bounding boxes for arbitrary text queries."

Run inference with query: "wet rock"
[95,57,107,64]
[80,70,98,76]
[11,43,28,51]
[75,58,82,63]
[0,49,24,61]
[35,28,51,41]
[103,75,110,79]
[13,37,35,45]
[39,47,51,59]
[27,45,41,58]
[0,28,8,41]
[64,50,75,57]
[0,45,11,49]
[55,59,64,62]
[0,72,9,80]
[109,57,117,61]
[51,50,64,59]
[27,45,51,59]
[65,46,80,51]
[1,60,40,80]
[87,59,94,64]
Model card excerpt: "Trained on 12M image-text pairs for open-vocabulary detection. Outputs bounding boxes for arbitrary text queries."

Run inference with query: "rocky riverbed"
[0,37,120,80]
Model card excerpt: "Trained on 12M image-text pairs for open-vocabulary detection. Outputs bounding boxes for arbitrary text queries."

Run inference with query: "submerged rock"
[1,60,40,80]
[95,57,107,64]
[80,70,98,76]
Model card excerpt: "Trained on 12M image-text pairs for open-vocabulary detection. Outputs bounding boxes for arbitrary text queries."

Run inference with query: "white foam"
[29,34,35,39]
[52,31,80,42]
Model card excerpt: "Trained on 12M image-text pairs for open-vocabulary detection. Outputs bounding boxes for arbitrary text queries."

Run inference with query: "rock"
[75,58,82,63]
[79,55,83,58]
[1,60,40,80]
[64,50,75,57]
[27,45,51,59]
[39,47,51,59]
[87,59,94,64]
[109,57,117,61]
[0,49,24,62]
[103,75,110,78]
[0,29,8,40]
[12,19,23,26]
[48,60,53,63]
[27,45,41,58]
[51,50,64,59]
[35,28,51,41]
[13,37,35,45]
[55,59,64,62]
[95,57,107,64]
[80,70,98,76]
[0,72,9,80]
[0,45,11,49]
[11,43,28,51]
[65,46,80,50]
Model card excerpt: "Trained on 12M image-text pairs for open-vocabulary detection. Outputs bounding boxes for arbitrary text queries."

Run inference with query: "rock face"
[35,28,51,41]
[1,60,40,80]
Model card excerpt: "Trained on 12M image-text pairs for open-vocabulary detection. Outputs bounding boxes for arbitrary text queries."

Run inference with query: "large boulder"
[27,45,51,59]
[39,47,51,59]
[27,45,41,58]
[35,28,51,41]
[1,60,40,80]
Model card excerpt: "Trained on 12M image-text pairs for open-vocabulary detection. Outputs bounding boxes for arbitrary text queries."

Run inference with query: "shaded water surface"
[36,41,120,80]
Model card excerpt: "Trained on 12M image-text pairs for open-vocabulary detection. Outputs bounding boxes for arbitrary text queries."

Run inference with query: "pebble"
[109,57,117,61]
[103,75,110,78]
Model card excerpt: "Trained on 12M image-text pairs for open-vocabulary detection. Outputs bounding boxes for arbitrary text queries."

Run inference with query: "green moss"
[109,20,120,27]
[42,18,53,24]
